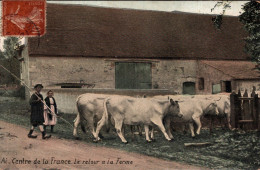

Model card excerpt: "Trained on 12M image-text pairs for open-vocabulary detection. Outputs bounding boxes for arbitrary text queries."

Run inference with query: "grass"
[0,106,260,169]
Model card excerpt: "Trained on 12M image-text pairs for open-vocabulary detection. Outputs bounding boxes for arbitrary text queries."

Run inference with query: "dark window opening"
[198,77,204,90]
[61,85,81,88]
[224,81,232,92]
[115,62,152,89]
[183,82,195,95]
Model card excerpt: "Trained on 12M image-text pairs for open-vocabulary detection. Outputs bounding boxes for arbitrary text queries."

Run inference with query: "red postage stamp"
[2,0,46,36]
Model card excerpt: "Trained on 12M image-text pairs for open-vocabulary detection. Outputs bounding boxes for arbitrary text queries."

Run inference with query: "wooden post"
[237,90,242,129]
[230,92,237,129]
[257,96,260,131]
[251,89,257,129]
[243,90,251,130]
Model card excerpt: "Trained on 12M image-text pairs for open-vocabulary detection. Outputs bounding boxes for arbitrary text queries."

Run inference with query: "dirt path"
[0,120,206,170]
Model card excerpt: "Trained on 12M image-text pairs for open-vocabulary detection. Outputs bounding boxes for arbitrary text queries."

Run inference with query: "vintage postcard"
[0,1,259,169]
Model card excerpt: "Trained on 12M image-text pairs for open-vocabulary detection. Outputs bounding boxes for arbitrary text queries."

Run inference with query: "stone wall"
[197,61,233,94]
[152,60,197,94]
[28,56,115,89]
[27,56,198,94]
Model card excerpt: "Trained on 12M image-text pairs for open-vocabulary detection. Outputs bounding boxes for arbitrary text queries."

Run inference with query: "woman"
[28,84,51,139]
[44,90,58,133]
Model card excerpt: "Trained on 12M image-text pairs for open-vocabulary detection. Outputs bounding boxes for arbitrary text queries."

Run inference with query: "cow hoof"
[93,139,100,143]
[122,141,128,144]
[99,134,104,139]
[146,140,152,143]
[168,139,173,142]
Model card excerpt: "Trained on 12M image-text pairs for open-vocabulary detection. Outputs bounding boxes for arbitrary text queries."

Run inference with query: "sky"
[0,1,248,50]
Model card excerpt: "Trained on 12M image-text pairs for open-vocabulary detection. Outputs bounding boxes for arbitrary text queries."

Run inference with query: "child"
[44,90,58,133]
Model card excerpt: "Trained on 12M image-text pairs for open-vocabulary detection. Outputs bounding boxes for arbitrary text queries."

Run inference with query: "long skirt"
[43,104,57,126]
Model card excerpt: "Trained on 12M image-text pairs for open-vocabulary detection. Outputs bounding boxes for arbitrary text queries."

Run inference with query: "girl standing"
[44,90,58,133]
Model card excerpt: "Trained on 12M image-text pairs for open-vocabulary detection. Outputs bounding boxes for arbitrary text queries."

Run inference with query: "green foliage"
[212,15,223,30]
[2,37,20,59]
[239,1,260,65]
[0,50,4,59]
[211,1,232,30]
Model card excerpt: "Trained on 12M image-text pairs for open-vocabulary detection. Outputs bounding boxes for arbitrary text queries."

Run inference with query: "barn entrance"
[115,62,152,89]
[183,82,195,95]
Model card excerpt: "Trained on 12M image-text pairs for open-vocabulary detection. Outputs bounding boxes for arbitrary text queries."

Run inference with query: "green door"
[183,82,195,95]
[115,62,151,89]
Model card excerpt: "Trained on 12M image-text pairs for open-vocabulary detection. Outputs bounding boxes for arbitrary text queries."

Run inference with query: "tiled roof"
[28,3,249,60]
[201,60,260,80]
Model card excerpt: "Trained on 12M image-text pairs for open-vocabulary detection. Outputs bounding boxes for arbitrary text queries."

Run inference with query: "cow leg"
[93,118,103,141]
[151,118,171,141]
[150,126,155,140]
[73,114,80,138]
[192,114,202,135]
[138,125,142,136]
[165,117,173,139]
[182,124,187,134]
[114,120,127,144]
[87,118,98,140]
[189,123,195,137]
[144,125,152,142]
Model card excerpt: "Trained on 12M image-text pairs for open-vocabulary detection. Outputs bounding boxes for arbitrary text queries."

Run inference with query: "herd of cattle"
[73,93,231,143]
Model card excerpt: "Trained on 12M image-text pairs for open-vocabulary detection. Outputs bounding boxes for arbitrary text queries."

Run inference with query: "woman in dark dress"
[28,84,51,139]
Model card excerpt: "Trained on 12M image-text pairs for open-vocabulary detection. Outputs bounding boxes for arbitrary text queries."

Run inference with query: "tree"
[211,1,231,29]
[239,1,260,66]
[2,37,20,59]
[1,37,21,84]
[211,1,260,69]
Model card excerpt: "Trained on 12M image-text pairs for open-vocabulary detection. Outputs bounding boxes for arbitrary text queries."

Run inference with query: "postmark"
[2,0,46,37]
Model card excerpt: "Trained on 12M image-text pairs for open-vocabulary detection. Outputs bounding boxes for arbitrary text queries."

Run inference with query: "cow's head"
[205,102,219,115]
[169,99,183,118]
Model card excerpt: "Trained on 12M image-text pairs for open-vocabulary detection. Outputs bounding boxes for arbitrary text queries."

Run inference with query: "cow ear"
[170,99,175,105]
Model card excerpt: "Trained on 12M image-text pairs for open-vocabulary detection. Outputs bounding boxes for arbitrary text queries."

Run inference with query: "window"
[212,83,221,94]
[183,82,195,95]
[115,62,152,89]
[198,77,204,90]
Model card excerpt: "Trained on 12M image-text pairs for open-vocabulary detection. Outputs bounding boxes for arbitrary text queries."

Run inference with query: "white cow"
[205,95,231,131]
[73,93,110,139]
[154,95,231,134]
[73,93,148,140]
[94,96,182,143]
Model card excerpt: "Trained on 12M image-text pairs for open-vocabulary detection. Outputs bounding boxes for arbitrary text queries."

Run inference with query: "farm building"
[20,3,259,113]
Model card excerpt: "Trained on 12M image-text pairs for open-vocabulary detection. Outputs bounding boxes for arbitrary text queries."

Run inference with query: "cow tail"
[75,95,86,134]
[103,97,109,127]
